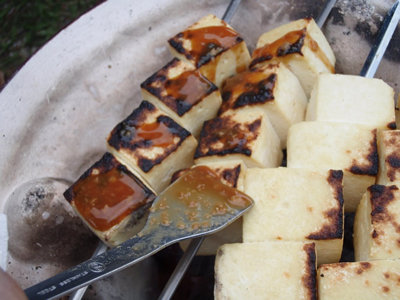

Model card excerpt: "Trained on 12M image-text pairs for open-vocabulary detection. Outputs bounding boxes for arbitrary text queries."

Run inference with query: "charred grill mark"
[387,154,400,181]
[348,129,378,176]
[194,116,261,159]
[221,165,241,188]
[168,36,191,60]
[368,185,400,243]
[233,74,276,109]
[369,185,398,224]
[219,68,277,114]
[306,170,344,240]
[302,243,317,300]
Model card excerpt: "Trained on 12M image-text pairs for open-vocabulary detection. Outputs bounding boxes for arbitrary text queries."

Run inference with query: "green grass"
[0,0,103,87]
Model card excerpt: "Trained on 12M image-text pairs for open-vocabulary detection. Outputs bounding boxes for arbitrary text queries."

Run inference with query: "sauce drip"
[183,26,240,67]
[137,121,176,148]
[251,29,306,67]
[73,168,154,231]
[149,166,253,230]
[165,70,213,116]
[251,29,334,72]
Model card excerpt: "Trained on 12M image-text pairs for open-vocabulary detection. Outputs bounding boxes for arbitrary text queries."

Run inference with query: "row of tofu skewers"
[64,13,400,299]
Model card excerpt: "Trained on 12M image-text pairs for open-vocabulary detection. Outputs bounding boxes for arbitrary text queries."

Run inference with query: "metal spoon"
[24,166,253,300]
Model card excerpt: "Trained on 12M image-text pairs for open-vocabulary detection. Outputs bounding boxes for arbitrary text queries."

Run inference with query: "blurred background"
[0,0,104,90]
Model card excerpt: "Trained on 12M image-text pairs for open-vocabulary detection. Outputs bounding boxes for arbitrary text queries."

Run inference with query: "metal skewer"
[360,0,400,78]
[316,0,337,27]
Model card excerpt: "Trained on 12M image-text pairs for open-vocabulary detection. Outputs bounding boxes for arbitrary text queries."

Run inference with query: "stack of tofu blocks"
[63,13,400,299]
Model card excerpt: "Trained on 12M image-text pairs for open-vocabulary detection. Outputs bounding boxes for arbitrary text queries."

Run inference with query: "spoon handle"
[24,233,169,300]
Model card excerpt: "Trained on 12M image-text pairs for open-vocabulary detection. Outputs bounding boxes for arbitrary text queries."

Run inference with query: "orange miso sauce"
[251,28,334,72]
[184,26,240,65]
[252,29,306,65]
[165,70,213,115]
[136,121,176,148]
[73,168,153,231]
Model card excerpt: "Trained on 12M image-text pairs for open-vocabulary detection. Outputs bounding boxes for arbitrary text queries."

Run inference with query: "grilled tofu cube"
[318,259,400,299]
[354,185,400,261]
[107,100,197,194]
[168,14,251,87]
[194,110,282,168]
[64,153,156,246]
[250,18,335,96]
[140,58,222,137]
[287,121,378,212]
[214,241,317,300]
[218,62,307,148]
[306,74,396,130]
[377,130,400,185]
[179,160,247,255]
[243,167,344,264]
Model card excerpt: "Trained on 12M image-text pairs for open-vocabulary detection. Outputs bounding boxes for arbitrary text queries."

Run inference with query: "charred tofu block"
[168,14,251,87]
[194,110,282,168]
[287,121,378,212]
[107,100,197,194]
[140,58,222,137]
[377,130,400,185]
[64,153,156,246]
[218,62,307,148]
[354,185,400,261]
[306,74,396,130]
[243,167,344,264]
[214,241,317,300]
[250,18,335,97]
[318,259,400,299]
[179,160,247,255]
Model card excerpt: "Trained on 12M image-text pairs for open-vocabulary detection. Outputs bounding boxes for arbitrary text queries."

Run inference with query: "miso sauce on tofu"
[194,110,282,168]
[214,241,317,300]
[354,185,400,261]
[251,18,335,96]
[243,167,344,264]
[141,58,221,137]
[107,100,197,194]
[64,153,156,246]
[168,14,250,87]
[318,259,400,299]
[218,62,307,148]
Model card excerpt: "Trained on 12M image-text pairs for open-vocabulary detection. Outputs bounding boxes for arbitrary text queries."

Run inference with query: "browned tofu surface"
[108,100,192,174]
[140,58,218,117]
